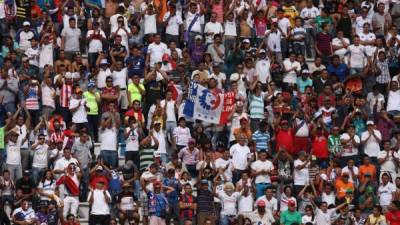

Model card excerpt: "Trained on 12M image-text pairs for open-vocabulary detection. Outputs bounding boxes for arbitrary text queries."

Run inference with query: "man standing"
[61,18,81,60]
[88,181,111,225]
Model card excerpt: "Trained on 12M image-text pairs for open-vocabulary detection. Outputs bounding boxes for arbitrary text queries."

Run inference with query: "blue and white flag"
[183,81,198,118]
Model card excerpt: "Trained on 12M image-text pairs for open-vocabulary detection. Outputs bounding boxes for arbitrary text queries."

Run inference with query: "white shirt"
[340,133,360,156]
[53,157,79,176]
[251,159,274,183]
[294,159,310,185]
[355,16,372,35]
[109,14,129,33]
[160,99,177,122]
[32,143,49,168]
[387,90,400,112]
[367,93,385,113]
[61,27,81,52]
[215,158,233,182]
[148,42,168,67]
[348,44,367,68]
[217,191,240,216]
[315,208,336,225]
[18,31,35,51]
[38,179,56,200]
[69,98,88,123]
[255,59,271,84]
[300,6,320,28]
[238,194,254,214]
[378,182,396,206]
[24,47,39,67]
[229,143,251,170]
[278,17,290,36]
[341,166,359,183]
[88,189,111,215]
[378,150,399,173]
[100,128,118,151]
[173,126,191,146]
[39,43,54,68]
[255,196,278,212]
[125,128,139,151]
[112,68,128,89]
[208,72,226,89]
[97,68,112,89]
[186,12,202,33]
[266,30,282,52]
[144,14,157,35]
[359,32,376,56]
[332,37,350,57]
[224,20,237,36]
[163,12,183,36]
[204,21,224,43]
[361,130,382,157]
[283,59,301,84]
[87,29,106,53]
[6,141,21,165]
[12,207,36,222]
[153,130,167,154]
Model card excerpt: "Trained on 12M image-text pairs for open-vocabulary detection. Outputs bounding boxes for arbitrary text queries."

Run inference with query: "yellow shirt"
[282,6,298,27]
[128,83,145,104]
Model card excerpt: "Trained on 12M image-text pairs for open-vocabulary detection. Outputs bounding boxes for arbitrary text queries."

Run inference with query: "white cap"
[195,35,202,40]
[65,72,72,79]
[23,21,30,26]
[243,39,250,44]
[100,59,108,65]
[366,120,375,125]
[96,166,103,171]
[259,49,266,54]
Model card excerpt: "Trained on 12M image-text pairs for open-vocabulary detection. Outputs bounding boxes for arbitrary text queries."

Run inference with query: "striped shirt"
[376,59,390,84]
[60,84,72,108]
[249,94,265,119]
[292,26,306,45]
[139,146,155,172]
[252,130,270,152]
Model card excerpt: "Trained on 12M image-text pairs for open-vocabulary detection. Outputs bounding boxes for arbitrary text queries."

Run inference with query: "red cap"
[257,200,266,207]
[280,120,289,125]
[153,181,161,186]
[287,200,296,207]
[162,54,170,61]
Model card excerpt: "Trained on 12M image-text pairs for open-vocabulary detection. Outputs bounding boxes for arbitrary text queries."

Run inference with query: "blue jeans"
[305,28,316,58]
[350,67,363,75]
[7,164,22,182]
[80,167,90,201]
[220,215,236,225]
[255,183,271,199]
[32,167,46,184]
[100,150,118,169]
[165,121,177,141]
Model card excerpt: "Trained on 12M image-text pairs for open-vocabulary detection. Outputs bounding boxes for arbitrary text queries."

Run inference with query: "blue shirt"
[162,177,181,203]
[252,130,270,152]
[327,63,348,81]
[296,77,313,93]
[148,192,168,217]
[126,56,145,78]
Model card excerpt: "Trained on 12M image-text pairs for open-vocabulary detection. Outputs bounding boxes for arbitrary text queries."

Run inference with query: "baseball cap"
[100,59,108,65]
[259,49,266,54]
[257,200,266,207]
[96,166,103,171]
[23,21,30,26]
[287,200,296,207]
[243,39,250,44]
[366,120,374,125]
[280,120,289,125]
[188,138,196,145]
[195,35,203,40]
[302,69,310,74]
[23,170,30,176]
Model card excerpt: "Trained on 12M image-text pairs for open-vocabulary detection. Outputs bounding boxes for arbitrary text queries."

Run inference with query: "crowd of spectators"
[3,0,400,224]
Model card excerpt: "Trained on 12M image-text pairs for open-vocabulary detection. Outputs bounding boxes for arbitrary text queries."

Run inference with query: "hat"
[88,82,96,88]
[200,179,209,184]
[302,69,310,74]
[65,72,73,79]
[188,138,196,145]
[287,200,296,207]
[280,120,289,125]
[243,39,250,44]
[154,120,162,125]
[162,53,170,61]
[23,170,30,176]
[366,120,374,126]
[96,166,103,171]
[195,35,203,40]
[122,182,131,188]
[153,180,161,186]
[259,49,266,54]
[257,200,266,207]
[23,21,30,26]
[100,59,108,65]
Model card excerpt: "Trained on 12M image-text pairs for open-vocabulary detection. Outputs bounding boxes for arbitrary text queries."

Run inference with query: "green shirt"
[83,91,100,115]
[280,210,302,225]
[127,82,145,104]
[328,134,342,154]
[315,16,333,33]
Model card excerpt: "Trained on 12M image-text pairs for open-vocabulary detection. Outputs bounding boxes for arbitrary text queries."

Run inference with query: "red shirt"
[276,128,294,154]
[386,211,400,225]
[316,32,332,55]
[312,134,329,158]
[101,87,118,112]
